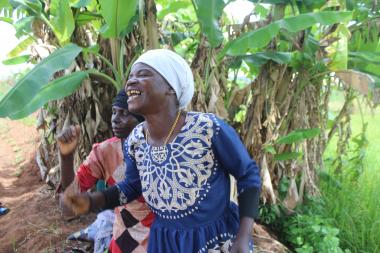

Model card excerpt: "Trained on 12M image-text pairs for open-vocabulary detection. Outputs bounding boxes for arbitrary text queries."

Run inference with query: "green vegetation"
[260,197,349,252]
[1,0,380,251]
[322,92,380,253]
[0,80,37,126]
[259,88,380,252]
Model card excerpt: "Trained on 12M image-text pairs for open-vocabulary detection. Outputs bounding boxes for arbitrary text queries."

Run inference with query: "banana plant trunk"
[36,0,160,187]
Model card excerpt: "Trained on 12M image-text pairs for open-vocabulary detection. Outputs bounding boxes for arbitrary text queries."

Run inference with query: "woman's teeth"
[127,90,141,96]
[127,90,142,101]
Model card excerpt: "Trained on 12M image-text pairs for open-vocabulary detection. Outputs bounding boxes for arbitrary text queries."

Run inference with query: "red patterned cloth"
[69,137,153,253]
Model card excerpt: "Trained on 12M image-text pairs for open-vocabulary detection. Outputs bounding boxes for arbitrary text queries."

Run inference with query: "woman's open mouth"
[127,89,142,102]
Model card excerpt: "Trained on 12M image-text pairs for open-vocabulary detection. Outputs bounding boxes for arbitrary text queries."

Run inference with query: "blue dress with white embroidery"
[117,112,261,253]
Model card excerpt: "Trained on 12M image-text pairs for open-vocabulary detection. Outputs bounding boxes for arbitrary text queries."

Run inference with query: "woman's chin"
[128,102,144,115]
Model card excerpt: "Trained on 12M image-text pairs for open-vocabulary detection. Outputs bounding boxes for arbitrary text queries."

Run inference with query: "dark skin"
[64,63,254,252]
[57,105,139,190]
[125,62,184,145]
[58,106,139,217]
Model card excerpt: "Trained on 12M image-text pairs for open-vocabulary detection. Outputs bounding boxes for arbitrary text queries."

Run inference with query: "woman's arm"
[230,217,254,253]
[63,137,143,215]
[210,115,261,251]
[57,125,80,190]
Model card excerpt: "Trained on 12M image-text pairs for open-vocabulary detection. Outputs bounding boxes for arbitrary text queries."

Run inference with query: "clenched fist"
[62,186,90,216]
[57,125,81,155]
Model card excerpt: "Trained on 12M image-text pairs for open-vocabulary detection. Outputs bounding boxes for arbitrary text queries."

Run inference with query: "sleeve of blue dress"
[102,138,142,209]
[211,115,261,219]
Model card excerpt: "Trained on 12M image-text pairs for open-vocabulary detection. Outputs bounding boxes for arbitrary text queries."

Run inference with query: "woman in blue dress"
[64,49,261,253]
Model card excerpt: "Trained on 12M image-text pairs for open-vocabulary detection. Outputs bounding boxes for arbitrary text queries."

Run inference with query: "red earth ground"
[0,118,94,253]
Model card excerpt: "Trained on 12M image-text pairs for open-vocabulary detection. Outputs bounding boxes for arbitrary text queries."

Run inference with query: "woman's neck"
[144,108,184,145]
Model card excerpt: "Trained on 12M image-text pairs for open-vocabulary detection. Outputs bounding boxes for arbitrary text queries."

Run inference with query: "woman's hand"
[62,187,90,215]
[230,216,254,253]
[57,125,81,156]
[230,233,251,253]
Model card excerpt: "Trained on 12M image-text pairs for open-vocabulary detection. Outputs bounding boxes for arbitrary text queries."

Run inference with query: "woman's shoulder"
[186,111,224,128]
[126,123,145,146]
[186,111,220,124]
[131,122,145,137]
[90,137,122,156]
[183,112,223,137]
[123,123,146,158]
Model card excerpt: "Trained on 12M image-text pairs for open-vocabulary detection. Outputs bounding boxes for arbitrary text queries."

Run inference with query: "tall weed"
[322,104,380,252]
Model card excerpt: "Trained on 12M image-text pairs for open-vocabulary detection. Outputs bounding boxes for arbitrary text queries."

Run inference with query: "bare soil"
[0,118,93,253]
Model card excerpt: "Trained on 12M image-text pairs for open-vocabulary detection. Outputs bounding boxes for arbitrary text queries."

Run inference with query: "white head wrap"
[132,49,194,109]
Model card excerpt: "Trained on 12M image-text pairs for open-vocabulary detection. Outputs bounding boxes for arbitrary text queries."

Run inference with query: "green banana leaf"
[0,43,82,118]
[50,0,75,45]
[10,0,74,45]
[70,0,92,8]
[2,55,30,65]
[0,17,12,23]
[274,152,303,161]
[158,1,190,20]
[0,0,11,9]
[75,11,102,26]
[243,52,293,66]
[219,11,352,59]
[349,51,380,64]
[194,0,225,48]
[9,71,88,119]
[276,128,321,145]
[228,52,293,71]
[98,0,138,38]
[9,0,42,14]
[14,16,35,38]
[7,36,35,58]
[248,0,289,3]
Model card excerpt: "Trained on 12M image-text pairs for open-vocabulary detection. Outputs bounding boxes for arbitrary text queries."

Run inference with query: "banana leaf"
[0,43,82,118]
[10,71,88,119]
[98,0,138,38]
[219,11,352,59]
[194,0,225,48]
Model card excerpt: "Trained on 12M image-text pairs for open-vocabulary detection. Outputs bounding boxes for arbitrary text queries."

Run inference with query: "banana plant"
[0,0,142,119]
[8,0,75,46]
[219,11,353,59]
[192,0,225,48]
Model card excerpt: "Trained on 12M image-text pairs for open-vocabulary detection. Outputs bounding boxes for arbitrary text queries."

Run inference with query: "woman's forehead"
[130,62,155,73]
[129,62,170,86]
[112,105,128,112]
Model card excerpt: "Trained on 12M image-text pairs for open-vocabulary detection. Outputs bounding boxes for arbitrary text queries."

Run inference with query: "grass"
[322,89,380,253]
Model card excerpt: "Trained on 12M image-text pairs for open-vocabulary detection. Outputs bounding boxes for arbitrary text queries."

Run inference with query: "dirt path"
[0,118,93,253]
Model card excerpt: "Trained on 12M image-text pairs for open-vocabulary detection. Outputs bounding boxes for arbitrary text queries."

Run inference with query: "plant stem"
[87,70,119,89]
[84,49,122,87]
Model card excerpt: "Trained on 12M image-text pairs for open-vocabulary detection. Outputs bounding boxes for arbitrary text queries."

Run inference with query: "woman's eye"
[139,72,150,77]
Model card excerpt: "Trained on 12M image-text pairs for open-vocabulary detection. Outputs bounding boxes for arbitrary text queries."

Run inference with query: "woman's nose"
[126,77,137,87]
[112,115,121,123]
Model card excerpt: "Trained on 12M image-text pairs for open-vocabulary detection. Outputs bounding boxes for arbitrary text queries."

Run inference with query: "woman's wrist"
[87,191,106,212]
[237,216,254,237]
